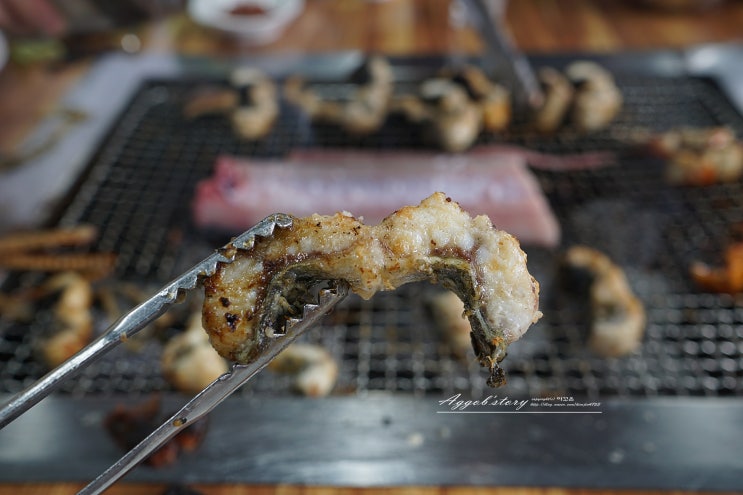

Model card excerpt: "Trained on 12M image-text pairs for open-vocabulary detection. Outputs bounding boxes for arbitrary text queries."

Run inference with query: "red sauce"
[229,5,267,16]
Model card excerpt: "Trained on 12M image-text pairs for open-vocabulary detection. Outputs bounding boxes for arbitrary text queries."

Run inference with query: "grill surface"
[2,70,743,400]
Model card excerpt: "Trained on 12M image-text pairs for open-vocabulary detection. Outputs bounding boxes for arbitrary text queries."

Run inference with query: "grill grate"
[2,72,743,400]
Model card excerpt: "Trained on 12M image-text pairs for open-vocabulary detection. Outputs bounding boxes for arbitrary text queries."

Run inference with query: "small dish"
[188,0,305,45]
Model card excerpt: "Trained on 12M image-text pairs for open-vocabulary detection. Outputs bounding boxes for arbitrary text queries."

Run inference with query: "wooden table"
[1,0,742,493]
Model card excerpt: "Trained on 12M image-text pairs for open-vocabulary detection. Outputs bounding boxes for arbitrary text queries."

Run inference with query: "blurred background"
[1,0,743,155]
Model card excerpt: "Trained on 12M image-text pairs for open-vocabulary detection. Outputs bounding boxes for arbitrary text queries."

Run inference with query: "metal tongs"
[0,214,349,494]
[461,0,543,109]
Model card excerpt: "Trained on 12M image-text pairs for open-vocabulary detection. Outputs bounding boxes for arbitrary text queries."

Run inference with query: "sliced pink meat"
[193,149,561,247]
[467,145,616,171]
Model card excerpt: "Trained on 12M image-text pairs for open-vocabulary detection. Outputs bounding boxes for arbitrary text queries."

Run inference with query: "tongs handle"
[0,214,292,429]
[461,0,543,109]
[78,281,349,495]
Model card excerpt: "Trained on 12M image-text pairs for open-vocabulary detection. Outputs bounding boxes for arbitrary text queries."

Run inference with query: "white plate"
[188,0,304,45]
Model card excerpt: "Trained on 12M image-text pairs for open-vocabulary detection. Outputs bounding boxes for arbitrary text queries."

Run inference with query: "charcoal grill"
[1,49,742,489]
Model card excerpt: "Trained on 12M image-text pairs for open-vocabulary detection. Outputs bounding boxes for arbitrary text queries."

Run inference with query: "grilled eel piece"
[268,343,338,397]
[202,193,541,387]
[183,67,278,141]
[533,61,621,134]
[562,246,646,358]
[392,78,482,152]
[283,55,393,135]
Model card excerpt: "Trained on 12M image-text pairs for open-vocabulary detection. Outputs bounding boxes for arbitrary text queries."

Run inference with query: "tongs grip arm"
[0,214,292,429]
[78,281,349,495]
[0,276,187,428]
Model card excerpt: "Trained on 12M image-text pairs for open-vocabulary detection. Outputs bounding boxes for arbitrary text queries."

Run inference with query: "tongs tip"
[229,213,293,251]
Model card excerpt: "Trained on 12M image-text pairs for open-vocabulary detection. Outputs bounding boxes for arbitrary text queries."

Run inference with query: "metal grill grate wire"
[1,74,743,399]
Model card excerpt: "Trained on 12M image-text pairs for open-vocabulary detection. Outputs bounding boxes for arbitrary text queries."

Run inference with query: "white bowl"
[188,0,305,45]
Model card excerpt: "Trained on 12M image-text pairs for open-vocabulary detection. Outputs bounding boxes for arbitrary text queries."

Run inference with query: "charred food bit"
[161,311,230,395]
[690,241,743,294]
[268,343,338,397]
[563,246,645,358]
[203,192,542,387]
[284,56,394,135]
[103,396,209,468]
[649,127,743,186]
[565,61,623,133]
